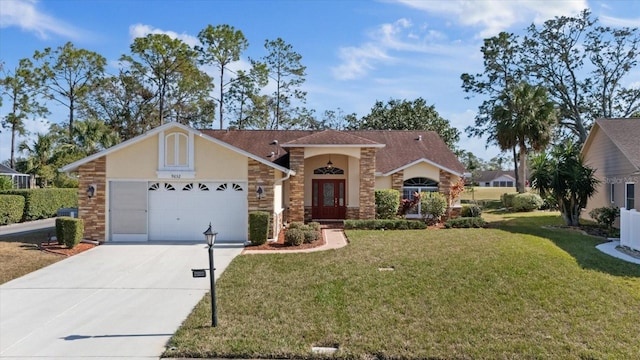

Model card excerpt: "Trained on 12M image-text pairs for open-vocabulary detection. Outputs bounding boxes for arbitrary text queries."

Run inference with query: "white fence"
[620,208,640,251]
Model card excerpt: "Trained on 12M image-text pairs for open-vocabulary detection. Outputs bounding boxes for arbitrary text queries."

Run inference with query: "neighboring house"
[60,122,466,243]
[582,118,640,221]
[476,170,516,187]
[0,163,31,189]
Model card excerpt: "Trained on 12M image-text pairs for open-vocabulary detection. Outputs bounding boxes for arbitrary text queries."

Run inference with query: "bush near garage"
[0,188,77,221]
[0,195,25,225]
[284,228,305,246]
[248,211,270,246]
[512,193,544,212]
[375,189,400,219]
[286,222,321,245]
[55,217,84,249]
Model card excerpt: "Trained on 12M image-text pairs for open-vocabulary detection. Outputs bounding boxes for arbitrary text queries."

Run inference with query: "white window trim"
[610,183,615,204]
[157,130,195,179]
[625,182,635,210]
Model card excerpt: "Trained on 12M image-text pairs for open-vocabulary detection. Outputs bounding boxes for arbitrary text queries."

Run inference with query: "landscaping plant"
[420,192,447,225]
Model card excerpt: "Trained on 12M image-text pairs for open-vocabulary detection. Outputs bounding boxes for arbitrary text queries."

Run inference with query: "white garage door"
[148,181,247,242]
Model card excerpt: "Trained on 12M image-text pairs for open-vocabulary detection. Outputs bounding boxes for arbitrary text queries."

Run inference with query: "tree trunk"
[518,142,527,193]
[512,146,519,192]
[219,67,224,129]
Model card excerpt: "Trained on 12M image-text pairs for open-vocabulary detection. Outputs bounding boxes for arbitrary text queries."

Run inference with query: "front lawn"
[0,230,62,284]
[165,212,640,359]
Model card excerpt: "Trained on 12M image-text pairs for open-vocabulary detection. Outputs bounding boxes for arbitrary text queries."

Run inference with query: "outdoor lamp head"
[87,184,96,198]
[203,222,217,246]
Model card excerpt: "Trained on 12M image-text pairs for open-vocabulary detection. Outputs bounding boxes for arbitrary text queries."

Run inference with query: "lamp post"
[203,222,218,327]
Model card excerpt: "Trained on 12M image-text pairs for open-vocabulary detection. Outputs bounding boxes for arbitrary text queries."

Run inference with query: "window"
[314,166,344,175]
[610,183,615,203]
[164,132,188,167]
[402,177,439,217]
[626,183,635,209]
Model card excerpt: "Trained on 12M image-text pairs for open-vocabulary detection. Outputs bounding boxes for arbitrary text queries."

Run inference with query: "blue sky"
[1,0,639,164]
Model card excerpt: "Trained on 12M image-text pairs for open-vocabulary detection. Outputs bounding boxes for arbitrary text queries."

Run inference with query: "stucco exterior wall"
[403,162,440,181]
[375,176,392,189]
[107,136,158,179]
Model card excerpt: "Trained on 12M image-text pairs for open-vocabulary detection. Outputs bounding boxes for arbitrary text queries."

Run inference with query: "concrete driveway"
[0,242,243,360]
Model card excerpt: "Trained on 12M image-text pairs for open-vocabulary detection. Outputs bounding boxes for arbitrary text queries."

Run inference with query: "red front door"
[312,179,346,219]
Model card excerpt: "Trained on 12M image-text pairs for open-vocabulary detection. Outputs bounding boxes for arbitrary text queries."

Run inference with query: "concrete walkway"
[596,240,640,264]
[0,242,243,360]
[242,228,348,254]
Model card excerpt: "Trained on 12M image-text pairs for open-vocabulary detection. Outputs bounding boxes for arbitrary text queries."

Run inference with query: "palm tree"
[493,82,556,193]
[18,133,57,187]
[530,141,599,226]
[72,118,120,156]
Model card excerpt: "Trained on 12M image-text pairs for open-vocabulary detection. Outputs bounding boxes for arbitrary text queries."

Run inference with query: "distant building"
[476,170,516,187]
[0,164,32,189]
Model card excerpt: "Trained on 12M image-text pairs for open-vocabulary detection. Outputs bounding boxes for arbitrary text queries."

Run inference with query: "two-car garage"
[109,181,248,243]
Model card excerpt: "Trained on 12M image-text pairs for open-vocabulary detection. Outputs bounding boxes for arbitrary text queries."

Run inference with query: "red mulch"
[244,227,327,251]
[40,242,96,256]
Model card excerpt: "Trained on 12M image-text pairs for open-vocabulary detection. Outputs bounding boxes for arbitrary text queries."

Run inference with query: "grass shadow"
[489,212,640,278]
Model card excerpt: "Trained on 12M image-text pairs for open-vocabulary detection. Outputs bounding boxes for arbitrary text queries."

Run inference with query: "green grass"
[165,212,640,359]
[461,186,515,201]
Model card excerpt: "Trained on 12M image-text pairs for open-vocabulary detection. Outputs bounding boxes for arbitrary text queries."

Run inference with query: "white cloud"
[129,23,199,47]
[395,0,587,38]
[332,43,393,80]
[0,0,84,40]
[600,15,640,28]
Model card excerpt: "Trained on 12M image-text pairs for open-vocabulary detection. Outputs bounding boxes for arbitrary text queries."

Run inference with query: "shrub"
[55,217,84,249]
[307,222,321,232]
[0,195,25,225]
[589,206,620,231]
[501,193,518,209]
[512,193,544,212]
[248,211,270,246]
[375,189,400,219]
[287,221,305,230]
[284,228,305,246]
[303,227,319,243]
[0,188,77,220]
[445,217,487,228]
[420,192,447,224]
[343,219,426,230]
[0,176,14,191]
[461,204,482,217]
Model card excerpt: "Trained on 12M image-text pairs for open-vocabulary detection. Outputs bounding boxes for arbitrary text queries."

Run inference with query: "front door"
[312,179,346,219]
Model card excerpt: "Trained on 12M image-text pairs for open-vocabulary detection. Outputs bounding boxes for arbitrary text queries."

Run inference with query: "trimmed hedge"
[343,219,427,230]
[501,193,518,209]
[284,228,305,246]
[0,195,25,225]
[461,204,482,217]
[375,189,400,219]
[444,217,487,228]
[55,217,84,249]
[512,193,543,212]
[0,188,77,221]
[249,211,270,245]
[420,192,447,224]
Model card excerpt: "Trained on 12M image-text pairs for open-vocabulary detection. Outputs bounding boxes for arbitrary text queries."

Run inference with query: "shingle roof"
[201,129,466,176]
[476,170,516,183]
[593,118,640,169]
[0,163,22,175]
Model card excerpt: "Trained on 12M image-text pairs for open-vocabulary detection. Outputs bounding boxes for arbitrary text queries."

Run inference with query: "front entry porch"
[312,179,346,220]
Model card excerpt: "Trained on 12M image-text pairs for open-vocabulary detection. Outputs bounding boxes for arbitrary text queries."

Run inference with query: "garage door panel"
[148,181,247,242]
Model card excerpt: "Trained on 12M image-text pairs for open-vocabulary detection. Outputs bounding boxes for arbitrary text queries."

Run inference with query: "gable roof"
[0,163,23,175]
[203,129,465,176]
[59,122,294,175]
[584,118,640,170]
[476,170,516,183]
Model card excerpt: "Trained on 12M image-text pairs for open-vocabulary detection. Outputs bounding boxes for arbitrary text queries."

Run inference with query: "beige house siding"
[403,162,440,182]
[375,176,392,189]
[107,136,158,179]
[583,126,638,223]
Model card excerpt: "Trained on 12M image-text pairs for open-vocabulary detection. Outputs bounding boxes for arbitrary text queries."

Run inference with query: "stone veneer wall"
[346,207,359,219]
[248,159,276,238]
[358,148,377,219]
[78,156,106,242]
[288,147,305,222]
[391,170,404,192]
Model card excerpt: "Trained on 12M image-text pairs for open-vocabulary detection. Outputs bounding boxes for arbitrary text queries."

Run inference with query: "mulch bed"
[244,226,328,251]
[39,242,96,256]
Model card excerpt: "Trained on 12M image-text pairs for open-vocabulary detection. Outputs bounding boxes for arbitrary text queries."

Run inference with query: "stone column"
[78,156,107,242]
[358,147,377,219]
[391,170,404,192]
[248,159,275,237]
[288,147,305,222]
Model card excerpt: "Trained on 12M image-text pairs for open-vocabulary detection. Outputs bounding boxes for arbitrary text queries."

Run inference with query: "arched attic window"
[314,166,344,175]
